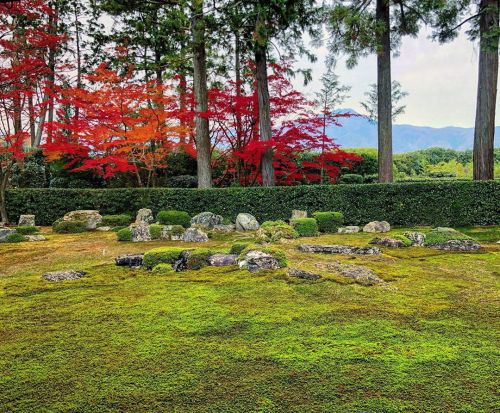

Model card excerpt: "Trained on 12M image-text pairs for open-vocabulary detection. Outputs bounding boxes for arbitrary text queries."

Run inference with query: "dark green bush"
[6,181,499,227]
[338,174,364,185]
[424,229,471,246]
[312,212,344,233]
[149,224,164,240]
[393,235,412,247]
[230,242,250,255]
[116,228,133,241]
[53,219,86,234]
[186,249,213,270]
[101,214,132,227]
[157,210,191,227]
[143,247,186,269]
[165,175,198,188]
[6,233,26,243]
[290,218,319,237]
[15,226,39,235]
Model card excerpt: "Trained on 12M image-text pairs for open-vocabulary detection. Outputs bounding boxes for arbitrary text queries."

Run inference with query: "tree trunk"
[376,0,393,183]
[0,163,13,224]
[46,6,57,144]
[254,25,275,187]
[191,0,212,188]
[179,74,188,144]
[473,0,499,180]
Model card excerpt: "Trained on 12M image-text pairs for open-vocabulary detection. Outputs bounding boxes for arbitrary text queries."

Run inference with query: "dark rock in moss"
[115,254,144,268]
[316,262,383,286]
[43,270,87,282]
[288,268,322,280]
[429,240,480,251]
[208,253,237,267]
[370,237,407,248]
[298,244,380,255]
[173,250,192,272]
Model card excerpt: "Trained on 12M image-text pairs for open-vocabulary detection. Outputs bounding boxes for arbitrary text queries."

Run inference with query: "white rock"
[235,213,260,231]
[362,221,391,233]
[63,210,102,230]
[338,226,360,234]
[18,214,35,227]
[135,208,154,224]
[291,210,307,220]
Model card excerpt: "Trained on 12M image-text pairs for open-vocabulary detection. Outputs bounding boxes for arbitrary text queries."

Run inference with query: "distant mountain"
[328,109,500,152]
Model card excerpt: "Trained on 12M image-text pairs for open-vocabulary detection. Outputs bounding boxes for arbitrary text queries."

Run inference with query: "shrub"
[338,174,364,185]
[152,263,174,274]
[16,226,39,235]
[116,228,133,241]
[230,242,250,255]
[157,210,191,227]
[6,233,25,243]
[101,214,132,227]
[291,218,319,237]
[112,226,128,232]
[186,249,213,270]
[52,219,86,234]
[165,175,197,188]
[239,245,288,268]
[393,235,412,247]
[149,224,164,240]
[257,220,299,243]
[312,212,344,233]
[424,229,471,246]
[143,247,186,269]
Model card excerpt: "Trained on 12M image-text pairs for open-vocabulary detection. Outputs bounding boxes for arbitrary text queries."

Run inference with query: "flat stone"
[18,214,35,227]
[208,253,237,266]
[238,250,280,273]
[96,226,112,232]
[363,221,391,233]
[63,210,102,229]
[191,212,223,229]
[213,224,236,233]
[182,227,209,242]
[403,231,426,247]
[288,268,322,280]
[430,240,480,251]
[291,210,307,220]
[131,222,151,242]
[298,244,380,255]
[43,270,87,282]
[316,262,383,286]
[25,235,46,242]
[135,208,154,224]
[235,213,260,231]
[434,227,457,232]
[0,228,16,242]
[115,254,144,268]
[338,226,360,234]
[370,237,407,248]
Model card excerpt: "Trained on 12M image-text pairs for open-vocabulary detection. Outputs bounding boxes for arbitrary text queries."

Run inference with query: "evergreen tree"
[360,80,408,123]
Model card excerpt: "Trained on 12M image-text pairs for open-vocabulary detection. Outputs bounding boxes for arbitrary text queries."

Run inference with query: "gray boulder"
[298,244,380,255]
[430,240,480,251]
[238,250,280,273]
[0,228,16,242]
[25,235,46,242]
[338,226,360,234]
[403,231,426,247]
[161,225,185,241]
[18,214,35,227]
[96,226,112,232]
[235,213,260,231]
[173,250,191,272]
[131,222,151,242]
[115,254,144,268]
[316,262,383,286]
[63,210,102,230]
[135,208,154,224]
[213,224,236,233]
[191,212,223,229]
[288,268,321,280]
[370,237,407,248]
[182,227,209,242]
[291,210,307,220]
[208,253,238,266]
[434,227,457,232]
[363,221,391,233]
[43,270,87,282]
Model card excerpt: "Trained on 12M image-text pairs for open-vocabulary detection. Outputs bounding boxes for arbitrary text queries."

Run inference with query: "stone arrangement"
[298,244,381,255]
[43,270,87,282]
[63,210,102,229]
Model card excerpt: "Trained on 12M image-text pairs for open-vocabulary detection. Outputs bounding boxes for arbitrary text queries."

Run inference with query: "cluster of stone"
[298,244,381,255]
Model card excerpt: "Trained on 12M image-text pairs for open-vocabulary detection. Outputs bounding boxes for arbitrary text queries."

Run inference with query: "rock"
[135,208,154,225]
[25,235,46,242]
[316,262,383,286]
[363,221,391,233]
[131,222,151,242]
[190,212,223,229]
[291,210,307,220]
[18,214,35,227]
[115,254,144,268]
[182,227,209,242]
[235,213,260,231]
[338,226,360,234]
[43,270,87,282]
[96,226,112,232]
[238,250,280,273]
[288,268,322,280]
[434,227,457,232]
[208,253,238,267]
[298,244,380,255]
[160,225,185,241]
[403,231,426,247]
[0,228,16,242]
[430,240,481,251]
[63,210,102,230]
[213,224,236,233]
[173,250,191,272]
[370,237,407,248]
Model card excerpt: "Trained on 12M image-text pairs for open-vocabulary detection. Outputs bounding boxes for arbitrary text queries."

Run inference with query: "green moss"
[291,218,319,237]
[312,211,344,233]
[157,210,191,227]
[15,226,39,235]
[186,249,214,270]
[257,220,299,243]
[101,214,132,227]
[149,224,164,240]
[230,242,249,255]
[152,263,175,274]
[52,219,86,234]
[424,229,472,246]
[143,247,186,268]
[116,227,133,242]
[393,234,412,247]
[6,233,26,243]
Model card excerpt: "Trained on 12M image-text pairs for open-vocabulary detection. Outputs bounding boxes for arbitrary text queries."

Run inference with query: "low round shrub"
[157,210,191,227]
[230,242,250,255]
[6,233,26,243]
[291,218,319,237]
[152,263,175,274]
[143,247,186,269]
[256,220,299,243]
[165,175,198,188]
[112,226,128,232]
[424,229,471,246]
[16,226,39,235]
[149,224,164,240]
[101,214,132,227]
[338,174,364,185]
[186,249,213,270]
[393,235,412,247]
[52,219,86,234]
[116,228,133,241]
[312,211,344,233]
[164,225,185,237]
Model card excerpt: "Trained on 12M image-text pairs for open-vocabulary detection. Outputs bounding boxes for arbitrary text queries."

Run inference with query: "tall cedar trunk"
[74,1,82,123]
[376,0,393,183]
[473,0,499,180]
[254,31,275,186]
[179,74,188,143]
[191,0,212,188]
[0,163,12,223]
[234,32,244,182]
[46,7,57,144]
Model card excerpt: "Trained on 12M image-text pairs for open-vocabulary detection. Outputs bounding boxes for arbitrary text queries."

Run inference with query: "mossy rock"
[52,219,87,234]
[256,221,299,243]
[143,247,186,269]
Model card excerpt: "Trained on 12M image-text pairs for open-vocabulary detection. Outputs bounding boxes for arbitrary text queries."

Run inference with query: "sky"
[293,28,500,129]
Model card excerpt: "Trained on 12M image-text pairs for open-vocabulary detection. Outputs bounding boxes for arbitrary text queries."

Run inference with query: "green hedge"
[6,181,499,227]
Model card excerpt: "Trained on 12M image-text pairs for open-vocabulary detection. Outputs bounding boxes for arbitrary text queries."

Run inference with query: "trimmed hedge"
[157,210,191,227]
[291,218,319,237]
[313,212,344,233]
[101,214,132,227]
[52,219,87,234]
[6,181,499,227]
